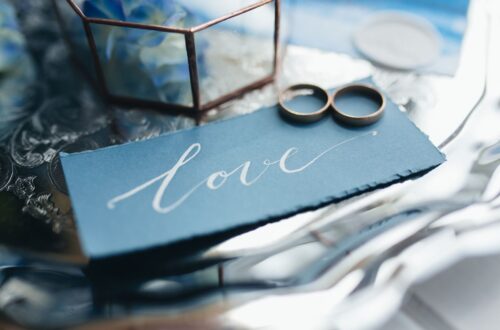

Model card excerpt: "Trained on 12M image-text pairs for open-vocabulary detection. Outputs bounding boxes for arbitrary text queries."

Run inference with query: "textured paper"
[61,88,444,258]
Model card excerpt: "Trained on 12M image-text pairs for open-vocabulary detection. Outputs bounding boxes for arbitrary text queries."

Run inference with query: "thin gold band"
[278,84,332,123]
[331,83,386,126]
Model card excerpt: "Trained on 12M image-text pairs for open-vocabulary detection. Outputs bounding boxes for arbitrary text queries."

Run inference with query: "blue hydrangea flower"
[81,0,205,105]
[0,0,35,141]
[0,1,25,72]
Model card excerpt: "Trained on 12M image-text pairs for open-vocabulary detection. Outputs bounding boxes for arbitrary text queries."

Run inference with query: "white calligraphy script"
[107,130,378,214]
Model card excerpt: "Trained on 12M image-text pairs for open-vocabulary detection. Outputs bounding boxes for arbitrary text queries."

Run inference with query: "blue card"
[61,88,444,258]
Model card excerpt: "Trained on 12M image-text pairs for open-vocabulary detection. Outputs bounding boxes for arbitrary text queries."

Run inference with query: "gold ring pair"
[278,83,386,126]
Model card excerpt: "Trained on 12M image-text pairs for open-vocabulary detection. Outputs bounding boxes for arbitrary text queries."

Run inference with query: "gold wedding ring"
[279,84,332,123]
[331,83,386,126]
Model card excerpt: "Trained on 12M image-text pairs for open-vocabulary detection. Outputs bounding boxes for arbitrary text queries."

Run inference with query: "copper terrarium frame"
[53,0,281,118]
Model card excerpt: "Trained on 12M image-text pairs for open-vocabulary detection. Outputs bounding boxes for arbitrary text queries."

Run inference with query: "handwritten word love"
[107,131,377,215]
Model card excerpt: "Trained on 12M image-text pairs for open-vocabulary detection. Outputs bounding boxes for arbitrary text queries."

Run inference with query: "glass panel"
[89,23,193,106]
[194,2,275,105]
[81,0,199,29]
[178,0,267,27]
[79,0,264,29]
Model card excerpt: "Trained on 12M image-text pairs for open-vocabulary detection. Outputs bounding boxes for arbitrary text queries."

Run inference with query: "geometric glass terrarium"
[52,0,280,117]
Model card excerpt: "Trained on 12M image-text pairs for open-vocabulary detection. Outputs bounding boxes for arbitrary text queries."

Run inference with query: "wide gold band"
[331,83,386,126]
[278,84,332,123]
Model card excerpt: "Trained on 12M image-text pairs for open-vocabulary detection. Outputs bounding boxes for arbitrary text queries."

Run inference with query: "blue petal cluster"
[0,1,25,72]
[0,0,35,140]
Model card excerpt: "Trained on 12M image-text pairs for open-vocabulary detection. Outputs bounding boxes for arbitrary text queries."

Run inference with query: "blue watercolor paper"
[285,0,469,75]
[61,86,444,258]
